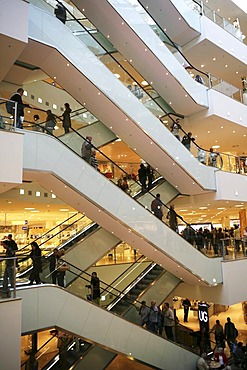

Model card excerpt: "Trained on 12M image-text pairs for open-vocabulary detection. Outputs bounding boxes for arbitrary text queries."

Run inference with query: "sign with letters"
[198,302,210,333]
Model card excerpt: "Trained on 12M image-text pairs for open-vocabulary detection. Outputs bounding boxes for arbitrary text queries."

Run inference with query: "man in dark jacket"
[9,88,31,128]
[151,194,163,220]
[1,240,15,295]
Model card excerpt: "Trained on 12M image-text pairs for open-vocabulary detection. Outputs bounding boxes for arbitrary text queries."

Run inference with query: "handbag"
[57,261,69,272]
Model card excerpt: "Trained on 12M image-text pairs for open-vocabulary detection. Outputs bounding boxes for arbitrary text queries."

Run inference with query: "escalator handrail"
[106,261,159,309]
[20,335,56,368]
[100,255,150,296]
[136,0,208,80]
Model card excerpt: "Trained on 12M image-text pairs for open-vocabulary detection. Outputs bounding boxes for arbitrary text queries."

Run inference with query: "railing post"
[208,73,212,88]
[243,239,246,257]
[223,18,226,29]
[200,0,204,15]
[13,257,17,299]
[13,102,17,130]
[221,239,225,259]
[213,10,216,23]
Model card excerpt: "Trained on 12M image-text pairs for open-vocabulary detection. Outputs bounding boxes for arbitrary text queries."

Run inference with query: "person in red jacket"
[214,347,228,369]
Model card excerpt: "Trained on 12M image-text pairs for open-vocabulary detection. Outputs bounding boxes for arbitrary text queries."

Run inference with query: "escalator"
[73,0,209,115]
[21,128,223,285]
[24,2,219,195]
[17,285,199,370]
[6,173,177,283]
[36,259,180,369]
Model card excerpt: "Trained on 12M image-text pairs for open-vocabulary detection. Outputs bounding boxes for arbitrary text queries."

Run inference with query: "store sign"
[198,303,210,333]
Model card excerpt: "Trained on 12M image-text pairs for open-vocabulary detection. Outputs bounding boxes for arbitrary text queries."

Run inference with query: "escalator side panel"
[73,346,116,370]
[138,271,180,306]
[138,180,179,208]
[138,0,201,46]
[60,121,117,154]
[18,286,198,370]
[65,228,120,272]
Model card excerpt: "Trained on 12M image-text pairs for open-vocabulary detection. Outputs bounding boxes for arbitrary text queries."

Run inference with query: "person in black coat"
[9,88,31,128]
[54,2,66,24]
[138,164,147,192]
[49,248,59,284]
[29,242,42,285]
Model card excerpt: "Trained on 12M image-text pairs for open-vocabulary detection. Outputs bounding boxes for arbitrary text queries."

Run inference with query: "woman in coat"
[29,241,42,285]
[62,103,72,134]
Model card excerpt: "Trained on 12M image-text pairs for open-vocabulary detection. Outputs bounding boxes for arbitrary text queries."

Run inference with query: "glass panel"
[185,0,243,42]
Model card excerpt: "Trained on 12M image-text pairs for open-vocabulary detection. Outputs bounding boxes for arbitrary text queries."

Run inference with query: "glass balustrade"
[0,98,17,130]
[184,0,244,42]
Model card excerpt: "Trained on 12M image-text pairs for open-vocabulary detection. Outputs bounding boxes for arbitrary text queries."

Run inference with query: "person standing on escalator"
[29,242,42,285]
[90,272,100,305]
[61,102,71,134]
[81,136,93,164]
[54,2,66,24]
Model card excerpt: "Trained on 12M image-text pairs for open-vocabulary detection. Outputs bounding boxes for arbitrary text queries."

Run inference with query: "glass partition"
[184,0,243,42]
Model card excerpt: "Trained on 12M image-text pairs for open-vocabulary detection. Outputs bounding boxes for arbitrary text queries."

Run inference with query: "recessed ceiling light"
[201,64,205,68]
[225,65,228,68]
[199,207,207,210]
[141,80,148,86]
[212,145,220,149]
[24,208,35,210]
[213,57,216,61]
[59,209,70,211]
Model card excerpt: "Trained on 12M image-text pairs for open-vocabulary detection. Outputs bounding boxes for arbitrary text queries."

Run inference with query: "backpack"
[6,100,14,115]
[9,240,18,251]
[182,135,190,146]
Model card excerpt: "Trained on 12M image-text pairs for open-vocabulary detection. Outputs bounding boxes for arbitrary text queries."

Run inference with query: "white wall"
[0,298,22,369]
[215,171,247,202]
[0,131,23,184]
[0,0,28,42]
[201,16,247,66]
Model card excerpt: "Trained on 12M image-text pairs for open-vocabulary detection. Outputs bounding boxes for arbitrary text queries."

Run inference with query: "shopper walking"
[224,317,238,352]
[182,298,191,323]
